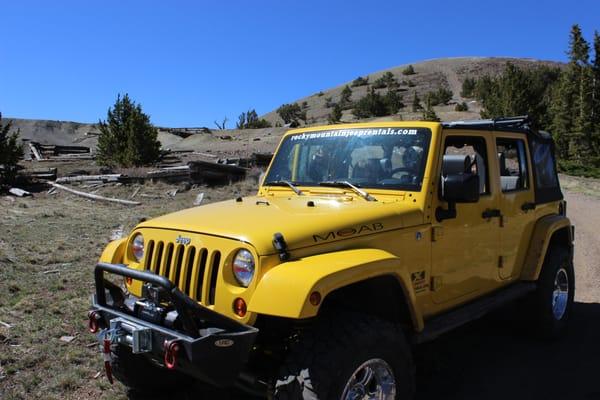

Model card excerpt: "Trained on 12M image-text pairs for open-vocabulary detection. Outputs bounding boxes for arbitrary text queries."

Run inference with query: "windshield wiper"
[319,181,377,202]
[264,180,303,196]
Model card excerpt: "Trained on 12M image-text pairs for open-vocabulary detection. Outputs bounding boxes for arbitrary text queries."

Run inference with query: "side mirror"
[441,173,480,203]
[436,173,480,222]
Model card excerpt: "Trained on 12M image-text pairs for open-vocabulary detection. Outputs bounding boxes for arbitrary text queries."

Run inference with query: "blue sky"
[1,1,599,127]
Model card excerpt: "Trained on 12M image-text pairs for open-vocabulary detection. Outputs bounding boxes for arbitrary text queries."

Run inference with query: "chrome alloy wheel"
[341,358,396,400]
[552,267,569,320]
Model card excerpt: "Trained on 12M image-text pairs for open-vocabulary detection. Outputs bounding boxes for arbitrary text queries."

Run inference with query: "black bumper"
[91,262,258,387]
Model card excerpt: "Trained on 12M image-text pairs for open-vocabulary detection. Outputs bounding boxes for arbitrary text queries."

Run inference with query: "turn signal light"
[233,298,247,317]
[309,291,322,306]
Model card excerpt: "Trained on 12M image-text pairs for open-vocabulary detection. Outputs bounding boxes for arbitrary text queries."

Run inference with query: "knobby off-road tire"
[111,345,190,393]
[528,246,575,338]
[273,312,415,400]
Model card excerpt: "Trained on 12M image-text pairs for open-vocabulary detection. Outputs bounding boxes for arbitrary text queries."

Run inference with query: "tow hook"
[164,339,180,370]
[88,311,100,333]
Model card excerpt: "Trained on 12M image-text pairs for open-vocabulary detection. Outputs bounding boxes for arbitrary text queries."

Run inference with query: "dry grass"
[0,179,257,400]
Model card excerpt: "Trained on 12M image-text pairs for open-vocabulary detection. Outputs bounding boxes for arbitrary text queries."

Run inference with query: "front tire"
[273,312,414,400]
[529,246,575,338]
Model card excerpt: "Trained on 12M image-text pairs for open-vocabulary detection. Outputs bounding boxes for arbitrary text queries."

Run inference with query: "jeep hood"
[137,195,424,255]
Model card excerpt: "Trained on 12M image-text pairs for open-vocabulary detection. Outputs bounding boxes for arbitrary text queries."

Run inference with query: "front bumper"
[90,262,258,387]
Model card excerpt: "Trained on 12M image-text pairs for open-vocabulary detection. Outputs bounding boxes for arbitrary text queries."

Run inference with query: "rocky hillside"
[261,57,564,125]
[5,57,564,151]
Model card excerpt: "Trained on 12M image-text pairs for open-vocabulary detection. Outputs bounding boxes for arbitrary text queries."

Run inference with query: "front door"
[431,133,501,304]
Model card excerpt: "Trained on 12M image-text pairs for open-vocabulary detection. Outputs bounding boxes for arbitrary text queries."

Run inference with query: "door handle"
[521,202,536,212]
[482,209,502,219]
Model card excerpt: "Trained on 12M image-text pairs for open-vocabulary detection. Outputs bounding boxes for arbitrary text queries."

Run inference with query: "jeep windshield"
[264,127,431,191]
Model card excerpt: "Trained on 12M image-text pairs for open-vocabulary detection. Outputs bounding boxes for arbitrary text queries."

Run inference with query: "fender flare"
[521,214,573,281]
[248,248,423,331]
[99,238,127,264]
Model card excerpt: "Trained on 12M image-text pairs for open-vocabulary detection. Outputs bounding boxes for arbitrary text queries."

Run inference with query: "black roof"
[442,115,552,140]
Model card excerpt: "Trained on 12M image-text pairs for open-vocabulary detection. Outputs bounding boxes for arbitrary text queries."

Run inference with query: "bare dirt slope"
[261,57,563,125]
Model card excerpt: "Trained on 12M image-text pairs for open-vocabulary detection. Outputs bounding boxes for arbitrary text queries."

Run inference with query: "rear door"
[494,134,536,280]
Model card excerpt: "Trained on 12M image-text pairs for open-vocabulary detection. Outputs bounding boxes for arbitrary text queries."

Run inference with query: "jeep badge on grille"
[175,235,191,245]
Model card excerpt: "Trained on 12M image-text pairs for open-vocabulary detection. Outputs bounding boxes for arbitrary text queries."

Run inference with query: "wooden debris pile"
[25,140,92,161]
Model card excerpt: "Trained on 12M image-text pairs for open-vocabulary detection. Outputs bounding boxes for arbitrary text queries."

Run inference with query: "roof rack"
[442,115,531,131]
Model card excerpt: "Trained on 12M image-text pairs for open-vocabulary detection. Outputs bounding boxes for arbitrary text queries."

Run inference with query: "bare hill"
[261,57,564,125]
[5,57,563,153]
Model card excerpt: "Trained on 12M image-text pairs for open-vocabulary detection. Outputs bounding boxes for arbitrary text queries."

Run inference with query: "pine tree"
[591,31,600,157]
[411,92,421,112]
[97,94,161,167]
[328,103,343,124]
[340,85,353,106]
[236,109,271,129]
[0,113,23,186]
[421,97,440,121]
[352,87,388,119]
[276,103,307,127]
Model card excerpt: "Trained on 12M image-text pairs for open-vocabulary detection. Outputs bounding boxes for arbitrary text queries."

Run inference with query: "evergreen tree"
[411,92,421,112]
[236,109,272,129]
[384,90,404,114]
[422,97,440,121]
[0,113,22,186]
[460,77,476,98]
[591,31,600,155]
[352,87,388,119]
[97,94,160,167]
[328,103,343,124]
[402,65,415,75]
[276,103,307,127]
[340,85,353,106]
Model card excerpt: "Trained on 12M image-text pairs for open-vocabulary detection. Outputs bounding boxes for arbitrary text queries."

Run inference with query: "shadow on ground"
[128,302,600,400]
[416,301,600,400]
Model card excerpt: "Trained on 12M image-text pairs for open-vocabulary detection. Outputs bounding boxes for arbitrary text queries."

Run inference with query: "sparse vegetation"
[412,92,422,112]
[352,87,403,118]
[402,65,416,75]
[340,85,353,107]
[351,76,369,87]
[460,77,476,98]
[236,109,272,129]
[455,102,469,112]
[0,113,23,186]
[97,94,161,167]
[426,87,453,106]
[328,103,343,124]
[373,72,398,89]
[422,97,440,121]
[276,103,307,127]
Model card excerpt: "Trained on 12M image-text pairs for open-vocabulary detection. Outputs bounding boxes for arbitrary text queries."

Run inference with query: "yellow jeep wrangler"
[89,117,574,399]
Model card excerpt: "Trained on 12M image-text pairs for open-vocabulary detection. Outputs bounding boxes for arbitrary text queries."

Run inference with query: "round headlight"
[131,233,144,262]
[232,249,255,287]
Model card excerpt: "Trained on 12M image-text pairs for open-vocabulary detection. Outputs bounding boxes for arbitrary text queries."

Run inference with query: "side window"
[444,136,490,195]
[496,138,529,192]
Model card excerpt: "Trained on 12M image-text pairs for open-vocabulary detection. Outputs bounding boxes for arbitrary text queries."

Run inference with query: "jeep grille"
[143,240,220,305]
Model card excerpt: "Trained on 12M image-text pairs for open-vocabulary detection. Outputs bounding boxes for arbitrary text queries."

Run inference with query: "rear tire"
[528,246,575,338]
[273,312,414,400]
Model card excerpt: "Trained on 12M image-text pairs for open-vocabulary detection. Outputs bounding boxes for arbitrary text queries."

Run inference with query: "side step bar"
[413,282,536,344]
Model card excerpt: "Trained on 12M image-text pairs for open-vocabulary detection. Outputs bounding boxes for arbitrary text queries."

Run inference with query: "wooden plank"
[50,183,141,206]
[9,188,32,197]
[55,174,124,184]
[29,143,43,161]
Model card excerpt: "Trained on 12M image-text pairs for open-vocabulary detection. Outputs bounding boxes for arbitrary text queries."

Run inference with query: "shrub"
[407,80,416,87]
[402,65,416,75]
[276,103,307,127]
[324,97,334,108]
[0,113,22,186]
[372,77,387,89]
[351,76,369,87]
[317,91,325,97]
[97,94,161,167]
[411,92,421,112]
[460,77,476,98]
[384,90,404,114]
[236,109,272,129]
[455,102,469,112]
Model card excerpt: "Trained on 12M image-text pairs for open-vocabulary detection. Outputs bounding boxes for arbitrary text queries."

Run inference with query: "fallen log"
[29,143,43,161]
[55,174,123,184]
[50,183,141,206]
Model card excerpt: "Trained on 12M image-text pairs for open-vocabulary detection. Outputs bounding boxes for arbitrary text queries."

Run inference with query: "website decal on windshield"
[290,128,419,141]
